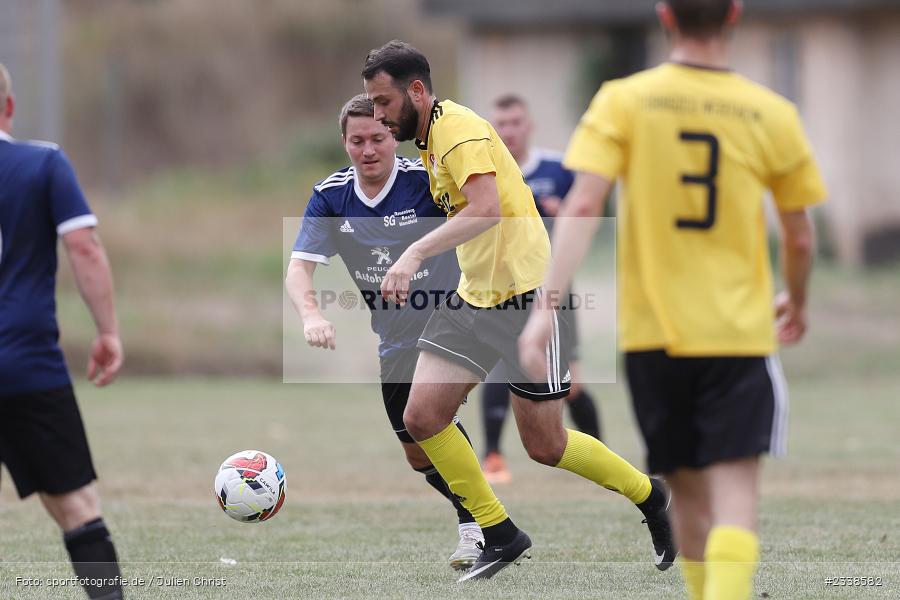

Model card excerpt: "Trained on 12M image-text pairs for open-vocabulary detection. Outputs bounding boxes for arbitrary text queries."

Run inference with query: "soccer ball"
[214,450,286,523]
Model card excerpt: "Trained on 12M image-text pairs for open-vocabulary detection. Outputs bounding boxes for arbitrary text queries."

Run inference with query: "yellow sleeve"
[768,107,827,210]
[433,114,491,160]
[771,159,827,211]
[442,138,496,190]
[563,81,629,179]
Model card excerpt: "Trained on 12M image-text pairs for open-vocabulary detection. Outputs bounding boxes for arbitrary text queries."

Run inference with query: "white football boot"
[448,523,484,571]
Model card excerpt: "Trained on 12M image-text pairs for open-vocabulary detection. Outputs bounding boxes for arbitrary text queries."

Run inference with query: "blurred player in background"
[0,63,125,600]
[284,94,483,570]
[364,41,675,582]
[480,94,602,484]
[520,1,826,598]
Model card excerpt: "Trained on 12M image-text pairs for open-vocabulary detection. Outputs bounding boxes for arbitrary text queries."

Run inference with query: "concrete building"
[0,0,61,143]
[423,0,900,265]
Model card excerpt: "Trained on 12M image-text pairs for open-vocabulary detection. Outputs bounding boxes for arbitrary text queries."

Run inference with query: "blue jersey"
[520,148,574,219]
[292,156,460,358]
[0,132,97,395]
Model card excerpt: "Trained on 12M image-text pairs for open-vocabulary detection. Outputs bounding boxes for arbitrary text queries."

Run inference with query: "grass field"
[0,370,897,599]
[6,190,900,599]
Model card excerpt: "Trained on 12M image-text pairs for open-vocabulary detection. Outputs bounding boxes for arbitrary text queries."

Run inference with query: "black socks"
[567,390,602,441]
[63,517,124,600]
[416,464,477,524]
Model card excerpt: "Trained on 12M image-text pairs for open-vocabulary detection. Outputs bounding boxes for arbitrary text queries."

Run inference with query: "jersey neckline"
[353,155,399,208]
[415,99,442,150]
[668,61,733,73]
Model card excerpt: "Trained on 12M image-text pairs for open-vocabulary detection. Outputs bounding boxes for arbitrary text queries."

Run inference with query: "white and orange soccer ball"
[214,450,286,523]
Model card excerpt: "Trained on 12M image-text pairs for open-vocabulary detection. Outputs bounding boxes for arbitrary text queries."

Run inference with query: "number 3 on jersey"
[677,131,719,230]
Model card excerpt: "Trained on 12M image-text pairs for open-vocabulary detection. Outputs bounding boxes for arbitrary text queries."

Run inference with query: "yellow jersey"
[416,100,549,307]
[565,63,827,356]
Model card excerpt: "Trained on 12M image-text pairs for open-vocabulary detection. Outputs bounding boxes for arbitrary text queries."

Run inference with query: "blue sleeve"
[48,150,96,234]
[556,165,575,199]
[292,190,337,264]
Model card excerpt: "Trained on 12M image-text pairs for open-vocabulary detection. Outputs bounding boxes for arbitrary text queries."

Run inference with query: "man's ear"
[409,79,426,101]
[656,2,677,31]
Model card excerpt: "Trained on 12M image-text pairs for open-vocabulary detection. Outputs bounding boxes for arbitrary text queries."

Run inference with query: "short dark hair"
[665,0,733,38]
[339,94,374,136]
[362,40,433,93]
[493,94,528,111]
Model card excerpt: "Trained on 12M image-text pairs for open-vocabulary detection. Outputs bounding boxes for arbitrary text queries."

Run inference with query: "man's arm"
[285,258,336,350]
[62,227,122,386]
[413,172,501,256]
[381,172,501,304]
[541,172,613,305]
[538,196,563,216]
[519,171,614,382]
[775,209,816,345]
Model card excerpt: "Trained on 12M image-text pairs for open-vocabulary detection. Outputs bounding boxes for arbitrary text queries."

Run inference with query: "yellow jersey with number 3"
[564,63,827,356]
[416,100,550,307]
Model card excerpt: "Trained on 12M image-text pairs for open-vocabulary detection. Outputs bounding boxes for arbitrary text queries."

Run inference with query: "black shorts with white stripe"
[625,350,788,474]
[416,289,572,402]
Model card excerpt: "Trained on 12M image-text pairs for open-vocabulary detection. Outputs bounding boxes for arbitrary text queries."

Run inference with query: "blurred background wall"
[425,0,900,267]
[0,0,61,141]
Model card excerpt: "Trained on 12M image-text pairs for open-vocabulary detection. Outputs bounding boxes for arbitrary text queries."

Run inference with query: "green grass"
[1,376,898,599]
[16,167,900,597]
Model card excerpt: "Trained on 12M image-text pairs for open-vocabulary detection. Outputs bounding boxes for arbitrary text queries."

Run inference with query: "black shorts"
[380,348,419,444]
[380,347,464,443]
[416,290,572,402]
[625,351,788,474]
[0,385,98,499]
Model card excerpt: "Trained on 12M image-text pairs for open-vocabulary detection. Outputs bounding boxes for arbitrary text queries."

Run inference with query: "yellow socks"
[679,557,706,600]
[555,429,652,504]
[704,526,759,600]
[418,422,509,528]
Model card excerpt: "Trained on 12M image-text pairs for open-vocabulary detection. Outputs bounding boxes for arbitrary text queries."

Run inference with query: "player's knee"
[567,382,582,399]
[522,436,566,466]
[42,485,102,531]
[405,455,430,470]
[401,442,431,470]
[402,404,432,440]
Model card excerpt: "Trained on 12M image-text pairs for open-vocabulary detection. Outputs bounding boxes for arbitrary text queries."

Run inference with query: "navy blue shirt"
[520,148,574,219]
[0,132,97,395]
[292,156,460,358]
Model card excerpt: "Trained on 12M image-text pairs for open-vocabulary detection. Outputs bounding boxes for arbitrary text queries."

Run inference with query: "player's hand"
[519,303,554,383]
[304,315,336,350]
[380,246,424,306]
[539,196,563,217]
[775,291,807,345]
[87,333,123,387]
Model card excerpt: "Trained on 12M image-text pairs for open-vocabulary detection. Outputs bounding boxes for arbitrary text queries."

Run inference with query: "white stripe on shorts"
[765,354,790,457]
[417,338,489,379]
[537,287,562,392]
[537,288,556,391]
[551,308,561,391]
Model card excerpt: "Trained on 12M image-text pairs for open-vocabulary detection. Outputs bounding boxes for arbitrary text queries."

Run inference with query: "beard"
[387,93,419,142]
